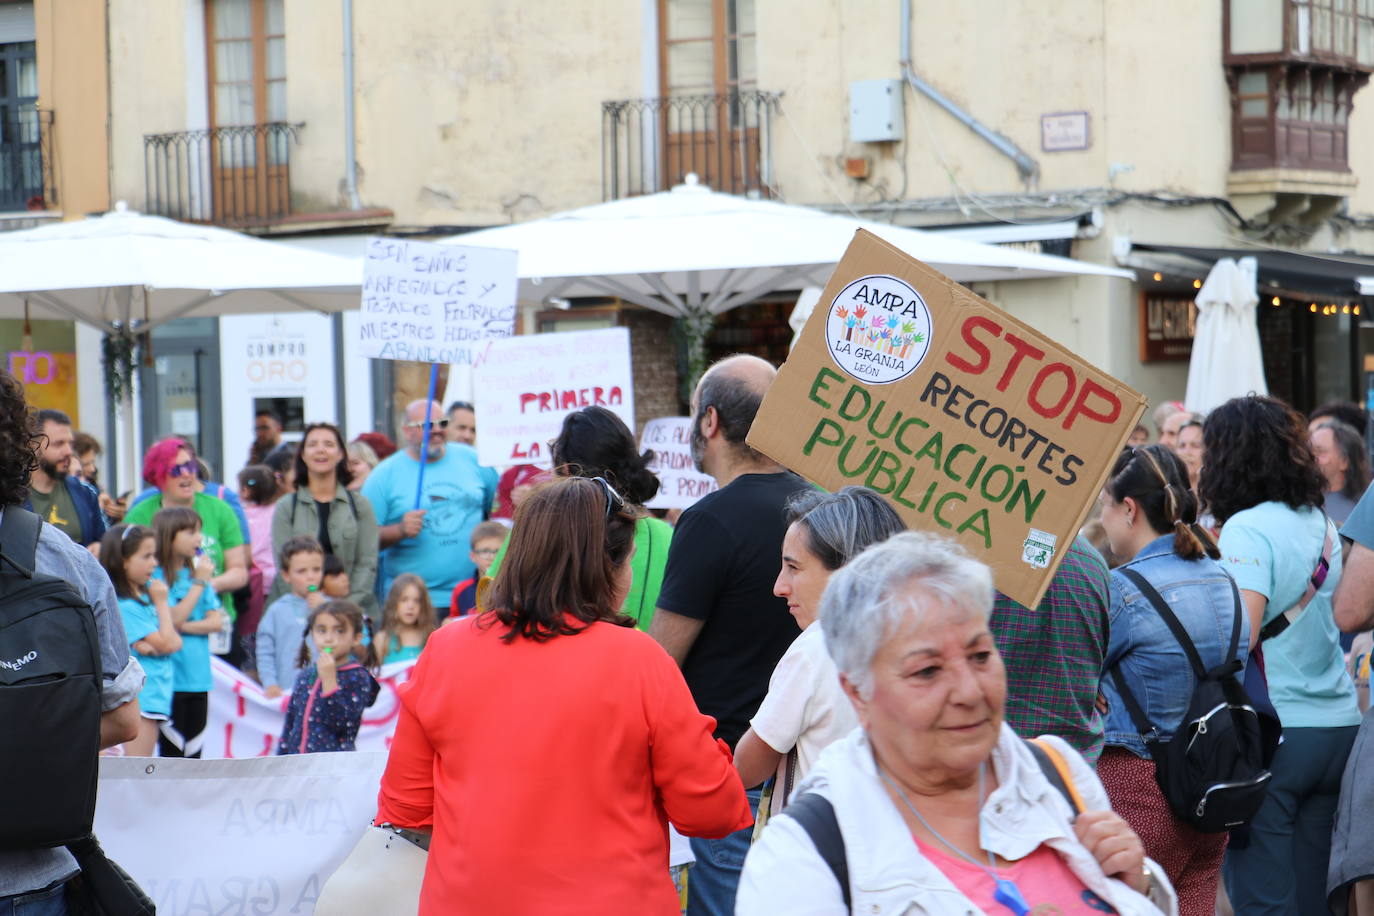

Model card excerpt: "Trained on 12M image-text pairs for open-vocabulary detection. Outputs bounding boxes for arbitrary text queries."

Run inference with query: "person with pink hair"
[122,438,248,754]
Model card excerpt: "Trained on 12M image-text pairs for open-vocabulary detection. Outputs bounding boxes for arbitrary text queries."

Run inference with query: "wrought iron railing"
[143,122,303,226]
[0,109,55,212]
[602,91,780,199]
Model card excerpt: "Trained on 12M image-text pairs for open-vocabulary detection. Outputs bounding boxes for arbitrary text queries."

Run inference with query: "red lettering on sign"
[944,316,1000,375]
[941,316,1123,430]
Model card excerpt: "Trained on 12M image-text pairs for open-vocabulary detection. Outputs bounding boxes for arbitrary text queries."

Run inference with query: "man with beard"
[363,399,497,612]
[248,409,283,465]
[24,408,106,547]
[649,355,808,916]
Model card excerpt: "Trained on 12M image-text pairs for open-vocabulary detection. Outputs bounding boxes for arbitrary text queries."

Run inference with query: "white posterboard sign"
[357,237,517,364]
[642,417,718,509]
[473,327,635,468]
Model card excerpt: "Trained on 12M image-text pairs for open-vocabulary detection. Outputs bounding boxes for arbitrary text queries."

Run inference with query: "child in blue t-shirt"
[100,523,182,757]
[152,506,226,758]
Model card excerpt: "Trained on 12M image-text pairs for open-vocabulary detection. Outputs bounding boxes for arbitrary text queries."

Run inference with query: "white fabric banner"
[206,657,417,758]
[95,752,385,915]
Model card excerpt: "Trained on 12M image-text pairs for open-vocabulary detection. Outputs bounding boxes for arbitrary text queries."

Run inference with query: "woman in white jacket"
[738,532,1176,916]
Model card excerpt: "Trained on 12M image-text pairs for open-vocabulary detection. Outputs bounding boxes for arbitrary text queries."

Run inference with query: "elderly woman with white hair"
[738,532,1176,915]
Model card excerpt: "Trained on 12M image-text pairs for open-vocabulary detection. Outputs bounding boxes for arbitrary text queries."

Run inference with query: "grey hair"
[820,532,994,699]
[786,486,907,570]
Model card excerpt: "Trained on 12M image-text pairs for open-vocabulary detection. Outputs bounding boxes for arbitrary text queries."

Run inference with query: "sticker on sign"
[825,274,932,385]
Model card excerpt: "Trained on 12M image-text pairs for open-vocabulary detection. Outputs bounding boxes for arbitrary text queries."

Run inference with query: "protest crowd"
[4,340,1374,916]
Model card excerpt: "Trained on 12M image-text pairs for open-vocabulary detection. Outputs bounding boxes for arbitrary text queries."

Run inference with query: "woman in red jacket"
[376,476,752,914]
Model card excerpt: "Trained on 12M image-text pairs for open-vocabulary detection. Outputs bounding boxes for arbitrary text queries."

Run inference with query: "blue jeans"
[687,786,761,916]
[1223,725,1358,916]
[0,881,68,916]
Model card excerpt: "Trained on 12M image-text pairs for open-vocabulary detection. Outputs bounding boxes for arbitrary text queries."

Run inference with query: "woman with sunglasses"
[266,422,380,615]
[376,476,751,914]
[124,437,248,652]
[486,406,671,629]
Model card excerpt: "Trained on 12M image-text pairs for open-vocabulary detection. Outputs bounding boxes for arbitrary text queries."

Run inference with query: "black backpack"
[0,507,103,849]
[1109,567,1280,833]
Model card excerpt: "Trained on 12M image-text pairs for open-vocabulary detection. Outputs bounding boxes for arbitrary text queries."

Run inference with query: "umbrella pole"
[414,363,439,509]
[119,385,138,497]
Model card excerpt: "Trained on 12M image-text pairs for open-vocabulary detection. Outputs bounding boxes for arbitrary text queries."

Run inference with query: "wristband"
[192,577,211,587]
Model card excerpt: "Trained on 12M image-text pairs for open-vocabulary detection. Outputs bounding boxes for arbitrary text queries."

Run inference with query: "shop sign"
[1140,292,1197,363]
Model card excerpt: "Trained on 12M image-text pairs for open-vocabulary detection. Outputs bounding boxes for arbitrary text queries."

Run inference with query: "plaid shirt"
[990,535,1110,763]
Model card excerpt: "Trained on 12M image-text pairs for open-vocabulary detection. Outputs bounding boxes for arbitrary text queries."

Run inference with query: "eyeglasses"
[167,460,198,479]
[403,418,449,430]
[473,548,499,557]
[591,476,625,520]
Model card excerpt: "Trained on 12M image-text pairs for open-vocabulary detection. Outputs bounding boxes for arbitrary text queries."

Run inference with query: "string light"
[1271,296,1281,306]
[1344,305,1352,314]
[1152,272,1163,282]
[1310,303,1318,312]
[1356,305,1363,316]
[1192,279,1202,289]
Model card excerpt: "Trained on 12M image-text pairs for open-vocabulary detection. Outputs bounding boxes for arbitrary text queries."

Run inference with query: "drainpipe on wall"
[342,0,361,210]
[900,0,1039,188]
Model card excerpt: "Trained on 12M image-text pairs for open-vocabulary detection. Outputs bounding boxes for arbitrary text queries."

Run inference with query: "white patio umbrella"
[0,203,362,489]
[1184,256,1267,414]
[441,175,1134,320]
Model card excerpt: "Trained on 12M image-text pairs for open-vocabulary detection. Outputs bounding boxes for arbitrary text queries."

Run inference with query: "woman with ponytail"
[1094,443,1244,915]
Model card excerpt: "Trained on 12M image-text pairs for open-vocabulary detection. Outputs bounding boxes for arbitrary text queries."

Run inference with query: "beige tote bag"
[315,824,427,916]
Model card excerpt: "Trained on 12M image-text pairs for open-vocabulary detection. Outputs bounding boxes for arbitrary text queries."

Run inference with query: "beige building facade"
[13,0,1374,475]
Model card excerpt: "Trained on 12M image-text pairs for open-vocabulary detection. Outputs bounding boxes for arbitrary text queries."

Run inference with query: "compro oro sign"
[749,230,1145,608]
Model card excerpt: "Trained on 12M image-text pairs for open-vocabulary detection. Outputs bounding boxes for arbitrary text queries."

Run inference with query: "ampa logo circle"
[825,274,932,385]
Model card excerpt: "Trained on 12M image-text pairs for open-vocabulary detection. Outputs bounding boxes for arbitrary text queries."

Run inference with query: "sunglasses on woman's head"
[590,476,625,520]
[167,460,198,479]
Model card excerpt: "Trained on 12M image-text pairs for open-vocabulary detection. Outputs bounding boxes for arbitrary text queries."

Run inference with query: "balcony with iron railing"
[143,122,302,228]
[602,91,780,200]
[0,108,56,213]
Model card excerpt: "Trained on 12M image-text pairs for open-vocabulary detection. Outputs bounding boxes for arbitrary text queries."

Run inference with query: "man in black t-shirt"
[651,354,808,916]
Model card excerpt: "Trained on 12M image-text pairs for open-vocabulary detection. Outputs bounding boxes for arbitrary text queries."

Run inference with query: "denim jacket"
[1101,535,1250,758]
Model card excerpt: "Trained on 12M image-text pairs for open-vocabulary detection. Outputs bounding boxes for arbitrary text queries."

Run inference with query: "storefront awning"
[1131,243,1374,299]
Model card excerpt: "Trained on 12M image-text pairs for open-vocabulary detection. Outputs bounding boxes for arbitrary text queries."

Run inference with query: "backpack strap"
[1118,567,1209,679]
[1258,514,1335,643]
[1026,738,1084,817]
[0,506,42,577]
[783,792,850,909]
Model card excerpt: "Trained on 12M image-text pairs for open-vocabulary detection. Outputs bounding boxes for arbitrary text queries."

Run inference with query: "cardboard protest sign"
[747,230,1145,608]
[473,327,635,468]
[357,237,517,363]
[642,417,718,509]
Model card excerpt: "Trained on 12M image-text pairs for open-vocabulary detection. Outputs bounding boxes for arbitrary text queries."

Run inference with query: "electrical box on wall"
[849,79,904,143]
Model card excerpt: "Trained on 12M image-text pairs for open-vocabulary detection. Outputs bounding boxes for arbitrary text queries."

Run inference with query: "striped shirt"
[990,535,1110,764]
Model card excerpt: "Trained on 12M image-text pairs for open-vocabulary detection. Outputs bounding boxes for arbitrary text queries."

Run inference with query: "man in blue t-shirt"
[363,399,497,613]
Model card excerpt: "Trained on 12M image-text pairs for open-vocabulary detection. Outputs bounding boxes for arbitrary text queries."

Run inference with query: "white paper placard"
[357,237,517,364]
[641,417,718,509]
[472,327,635,468]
